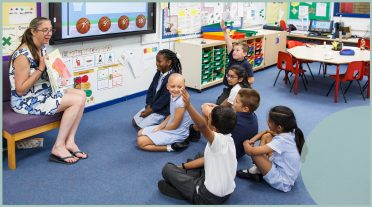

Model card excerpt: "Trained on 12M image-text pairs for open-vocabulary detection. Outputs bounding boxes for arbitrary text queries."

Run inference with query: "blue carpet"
[3,63,368,204]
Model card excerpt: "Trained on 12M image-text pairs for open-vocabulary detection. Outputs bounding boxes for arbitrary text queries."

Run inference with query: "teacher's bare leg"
[64,89,87,158]
[52,89,85,163]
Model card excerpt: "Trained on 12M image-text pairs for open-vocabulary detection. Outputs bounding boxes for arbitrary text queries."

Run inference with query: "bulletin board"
[2,2,40,60]
[289,2,330,20]
[161,2,244,39]
[266,2,288,24]
[161,2,202,39]
[242,2,266,27]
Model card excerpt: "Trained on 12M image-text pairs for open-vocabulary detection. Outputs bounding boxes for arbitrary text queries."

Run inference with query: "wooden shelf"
[175,30,287,91]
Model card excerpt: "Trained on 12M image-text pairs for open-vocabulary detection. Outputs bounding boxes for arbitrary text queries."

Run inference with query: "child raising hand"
[158,88,237,204]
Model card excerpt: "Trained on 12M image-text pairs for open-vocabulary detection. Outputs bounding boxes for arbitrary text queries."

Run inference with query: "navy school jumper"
[145,70,172,117]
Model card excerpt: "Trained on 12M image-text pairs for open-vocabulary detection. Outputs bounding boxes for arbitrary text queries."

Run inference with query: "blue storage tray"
[201,27,222,32]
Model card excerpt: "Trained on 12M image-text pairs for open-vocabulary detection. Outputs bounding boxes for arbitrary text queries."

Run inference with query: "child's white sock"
[166,145,174,152]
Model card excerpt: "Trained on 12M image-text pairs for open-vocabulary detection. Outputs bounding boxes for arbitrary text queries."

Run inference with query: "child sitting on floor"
[137,73,191,152]
[132,49,182,130]
[237,105,305,193]
[190,88,260,159]
[158,88,237,204]
[215,65,250,106]
[187,65,250,142]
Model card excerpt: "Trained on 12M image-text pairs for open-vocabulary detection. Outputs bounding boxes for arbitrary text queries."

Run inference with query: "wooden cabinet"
[258,30,287,68]
[175,39,227,91]
[174,30,286,91]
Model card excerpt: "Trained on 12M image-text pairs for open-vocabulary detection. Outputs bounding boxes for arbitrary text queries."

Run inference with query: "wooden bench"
[2,60,62,170]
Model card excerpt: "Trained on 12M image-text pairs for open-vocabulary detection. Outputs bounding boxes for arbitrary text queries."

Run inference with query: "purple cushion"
[2,102,62,134]
[3,60,11,102]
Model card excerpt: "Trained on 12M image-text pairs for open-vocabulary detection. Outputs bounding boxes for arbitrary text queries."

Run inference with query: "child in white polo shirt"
[158,88,237,204]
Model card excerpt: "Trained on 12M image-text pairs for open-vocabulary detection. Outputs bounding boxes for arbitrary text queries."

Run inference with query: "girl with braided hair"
[237,105,305,192]
[132,49,182,130]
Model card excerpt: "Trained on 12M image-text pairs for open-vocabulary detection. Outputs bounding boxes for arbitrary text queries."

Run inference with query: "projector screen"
[49,2,156,44]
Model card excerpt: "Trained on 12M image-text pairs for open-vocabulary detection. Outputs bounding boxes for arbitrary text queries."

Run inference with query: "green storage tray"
[202,68,210,75]
[202,50,212,58]
[213,54,223,61]
[214,65,223,71]
[201,75,213,84]
[236,29,257,37]
[213,48,226,56]
[213,73,224,80]
[202,63,211,71]
[214,60,223,67]
[201,73,212,79]
[202,56,212,64]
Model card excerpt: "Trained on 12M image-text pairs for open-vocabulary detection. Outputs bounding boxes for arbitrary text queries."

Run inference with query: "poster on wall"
[97,64,123,90]
[242,2,266,27]
[162,2,202,39]
[2,2,38,57]
[74,69,95,105]
[161,2,244,40]
[60,44,125,106]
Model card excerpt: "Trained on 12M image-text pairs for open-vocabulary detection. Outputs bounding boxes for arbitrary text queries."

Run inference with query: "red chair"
[274,51,308,92]
[287,41,315,80]
[280,20,287,31]
[363,61,370,97]
[345,61,370,98]
[326,61,365,103]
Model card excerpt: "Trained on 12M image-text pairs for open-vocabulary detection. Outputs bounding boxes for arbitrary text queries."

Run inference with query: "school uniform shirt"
[142,95,191,145]
[223,51,253,86]
[227,84,241,105]
[264,132,301,192]
[232,112,258,159]
[204,132,237,197]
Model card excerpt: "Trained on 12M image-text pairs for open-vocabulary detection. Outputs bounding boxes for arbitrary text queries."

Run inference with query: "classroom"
[1,2,370,205]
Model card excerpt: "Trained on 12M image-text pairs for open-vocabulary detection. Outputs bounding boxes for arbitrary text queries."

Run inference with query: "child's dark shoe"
[236,169,263,182]
[171,140,190,151]
[158,180,186,200]
[186,124,200,142]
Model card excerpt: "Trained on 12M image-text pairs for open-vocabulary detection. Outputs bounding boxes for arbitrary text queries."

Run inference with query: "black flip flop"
[49,154,78,165]
[70,151,88,159]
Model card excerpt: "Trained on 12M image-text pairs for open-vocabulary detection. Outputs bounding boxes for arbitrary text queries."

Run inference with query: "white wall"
[41,3,172,106]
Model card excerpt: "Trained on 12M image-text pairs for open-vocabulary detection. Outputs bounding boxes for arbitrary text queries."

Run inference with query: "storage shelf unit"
[238,35,266,71]
[175,39,227,91]
[175,30,286,91]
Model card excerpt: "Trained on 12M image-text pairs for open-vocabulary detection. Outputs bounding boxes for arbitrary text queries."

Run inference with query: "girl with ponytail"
[9,17,88,164]
[236,105,305,192]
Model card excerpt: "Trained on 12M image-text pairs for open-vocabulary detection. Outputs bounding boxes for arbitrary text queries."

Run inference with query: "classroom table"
[287,33,359,46]
[287,45,370,102]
